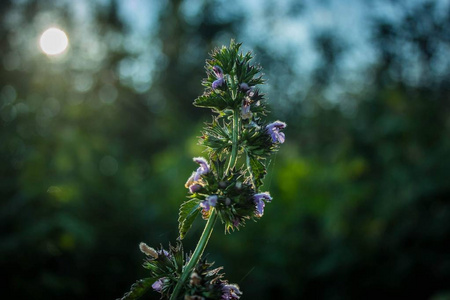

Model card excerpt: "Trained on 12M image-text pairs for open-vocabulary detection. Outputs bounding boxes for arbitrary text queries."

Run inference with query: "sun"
[39,27,69,55]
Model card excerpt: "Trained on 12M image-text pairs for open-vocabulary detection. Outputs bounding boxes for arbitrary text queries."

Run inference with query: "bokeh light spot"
[39,27,69,55]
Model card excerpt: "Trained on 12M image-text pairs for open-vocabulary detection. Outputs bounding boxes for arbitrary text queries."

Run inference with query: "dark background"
[1,0,450,299]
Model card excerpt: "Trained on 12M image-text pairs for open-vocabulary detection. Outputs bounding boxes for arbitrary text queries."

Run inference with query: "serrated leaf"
[247,154,267,189]
[178,199,201,239]
[194,93,229,111]
[118,278,155,300]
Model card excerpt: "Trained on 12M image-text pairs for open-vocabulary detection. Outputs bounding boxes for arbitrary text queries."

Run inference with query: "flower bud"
[235,181,242,190]
[152,278,165,293]
[239,82,250,92]
[139,242,158,259]
[190,272,202,286]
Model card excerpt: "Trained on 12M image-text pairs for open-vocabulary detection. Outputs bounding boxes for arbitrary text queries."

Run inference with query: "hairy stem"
[227,108,240,173]
[170,209,218,299]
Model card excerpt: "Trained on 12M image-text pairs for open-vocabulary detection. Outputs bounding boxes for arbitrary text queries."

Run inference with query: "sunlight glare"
[39,27,69,55]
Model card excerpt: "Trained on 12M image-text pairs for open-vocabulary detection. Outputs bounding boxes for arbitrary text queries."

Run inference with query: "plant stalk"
[170,209,218,299]
[227,108,240,173]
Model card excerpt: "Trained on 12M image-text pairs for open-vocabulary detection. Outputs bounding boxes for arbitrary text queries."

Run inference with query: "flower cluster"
[179,41,287,236]
[121,40,286,300]
[118,242,242,300]
[182,156,274,234]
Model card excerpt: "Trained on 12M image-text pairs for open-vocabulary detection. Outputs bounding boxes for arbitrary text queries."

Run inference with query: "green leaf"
[247,154,267,189]
[178,199,201,239]
[118,278,155,300]
[193,93,229,111]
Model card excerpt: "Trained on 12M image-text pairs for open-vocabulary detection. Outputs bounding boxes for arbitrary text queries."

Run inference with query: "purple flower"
[193,157,210,181]
[189,183,202,193]
[193,157,209,170]
[266,121,287,144]
[208,195,218,206]
[222,284,242,300]
[159,249,170,257]
[185,157,210,189]
[200,195,218,212]
[213,65,224,78]
[152,278,165,293]
[212,65,225,90]
[255,199,265,217]
[212,78,225,89]
[253,192,272,217]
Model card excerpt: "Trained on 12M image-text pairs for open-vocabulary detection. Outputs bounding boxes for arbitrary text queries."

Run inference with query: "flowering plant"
[120,40,286,300]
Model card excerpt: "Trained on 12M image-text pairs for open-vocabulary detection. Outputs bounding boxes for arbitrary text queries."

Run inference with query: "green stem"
[170,209,218,300]
[226,109,240,173]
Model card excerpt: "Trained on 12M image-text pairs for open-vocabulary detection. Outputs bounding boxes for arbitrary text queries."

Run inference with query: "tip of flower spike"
[139,242,158,258]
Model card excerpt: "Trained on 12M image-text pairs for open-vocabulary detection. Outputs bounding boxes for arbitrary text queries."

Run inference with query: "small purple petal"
[193,157,209,171]
[277,132,285,143]
[152,278,164,293]
[266,120,286,131]
[254,192,272,217]
[192,157,210,180]
[222,284,242,299]
[239,82,250,92]
[207,195,218,207]
[200,200,210,211]
[213,65,224,79]
[254,199,265,217]
[212,78,225,89]
[189,184,202,193]
[247,88,259,99]
[266,121,287,144]
[254,192,272,203]
[201,195,218,212]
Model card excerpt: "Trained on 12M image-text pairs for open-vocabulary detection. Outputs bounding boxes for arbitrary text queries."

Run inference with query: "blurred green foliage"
[1,0,449,299]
